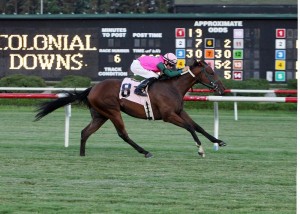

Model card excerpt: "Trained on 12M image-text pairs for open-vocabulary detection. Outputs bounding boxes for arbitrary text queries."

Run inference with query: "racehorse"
[35,60,226,158]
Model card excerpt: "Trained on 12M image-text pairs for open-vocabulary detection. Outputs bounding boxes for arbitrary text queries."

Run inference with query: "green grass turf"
[0,106,296,213]
[174,0,297,5]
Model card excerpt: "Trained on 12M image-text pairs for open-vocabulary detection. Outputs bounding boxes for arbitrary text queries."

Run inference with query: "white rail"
[0,87,297,151]
[0,87,87,91]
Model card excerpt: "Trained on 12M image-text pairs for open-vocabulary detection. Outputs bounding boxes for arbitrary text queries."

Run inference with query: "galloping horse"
[35,60,226,158]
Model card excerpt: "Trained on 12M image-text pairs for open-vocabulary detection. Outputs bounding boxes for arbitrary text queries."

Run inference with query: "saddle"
[119,78,155,120]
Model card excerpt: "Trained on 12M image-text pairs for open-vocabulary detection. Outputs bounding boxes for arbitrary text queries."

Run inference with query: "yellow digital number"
[186,49,193,58]
[224,70,231,79]
[195,29,202,38]
[195,39,202,48]
[224,39,231,48]
[114,54,121,63]
[195,49,203,58]
[215,60,222,69]
[188,28,203,38]
[215,50,222,58]
[224,50,232,58]
[223,60,231,69]
[188,28,193,37]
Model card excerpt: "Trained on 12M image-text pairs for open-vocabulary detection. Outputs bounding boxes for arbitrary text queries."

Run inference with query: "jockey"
[130,53,190,96]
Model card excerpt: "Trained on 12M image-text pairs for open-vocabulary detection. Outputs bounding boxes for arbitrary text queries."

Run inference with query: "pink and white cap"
[163,53,177,65]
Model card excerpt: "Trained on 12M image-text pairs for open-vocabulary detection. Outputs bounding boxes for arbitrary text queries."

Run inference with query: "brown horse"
[35,60,226,158]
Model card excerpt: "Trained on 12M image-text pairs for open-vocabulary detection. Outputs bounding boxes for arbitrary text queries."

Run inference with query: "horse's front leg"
[180,110,226,147]
[163,113,205,157]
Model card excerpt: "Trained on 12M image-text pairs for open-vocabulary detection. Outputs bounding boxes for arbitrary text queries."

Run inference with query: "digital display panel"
[0,15,297,82]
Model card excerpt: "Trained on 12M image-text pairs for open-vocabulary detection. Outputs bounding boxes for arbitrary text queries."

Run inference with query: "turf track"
[0,106,296,213]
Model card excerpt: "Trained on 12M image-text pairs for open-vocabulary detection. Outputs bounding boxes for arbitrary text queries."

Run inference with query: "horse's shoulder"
[149,79,177,96]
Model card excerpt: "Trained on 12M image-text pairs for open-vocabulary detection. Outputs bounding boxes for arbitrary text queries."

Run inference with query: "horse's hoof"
[198,152,205,158]
[218,141,227,147]
[145,152,153,158]
[198,145,205,158]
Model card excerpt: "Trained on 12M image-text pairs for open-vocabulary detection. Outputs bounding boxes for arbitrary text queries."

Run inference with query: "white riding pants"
[130,60,160,78]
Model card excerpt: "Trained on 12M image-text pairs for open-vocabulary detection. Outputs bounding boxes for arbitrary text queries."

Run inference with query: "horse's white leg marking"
[198,145,205,158]
[195,143,205,158]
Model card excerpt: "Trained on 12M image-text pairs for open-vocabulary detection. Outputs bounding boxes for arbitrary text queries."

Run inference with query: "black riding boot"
[134,77,156,96]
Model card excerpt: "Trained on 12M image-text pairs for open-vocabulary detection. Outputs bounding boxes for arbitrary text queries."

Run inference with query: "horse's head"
[190,60,226,95]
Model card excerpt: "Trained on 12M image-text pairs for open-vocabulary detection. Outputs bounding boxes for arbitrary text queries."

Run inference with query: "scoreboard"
[0,14,297,82]
[173,20,297,82]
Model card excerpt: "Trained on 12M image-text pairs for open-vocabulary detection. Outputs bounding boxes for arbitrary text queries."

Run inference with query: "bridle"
[181,61,220,90]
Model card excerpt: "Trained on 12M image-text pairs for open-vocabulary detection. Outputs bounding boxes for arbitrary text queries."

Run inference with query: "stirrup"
[134,88,147,97]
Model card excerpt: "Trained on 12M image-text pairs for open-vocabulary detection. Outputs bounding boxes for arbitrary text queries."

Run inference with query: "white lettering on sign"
[0,34,96,71]
[98,49,130,53]
[101,28,127,37]
[132,33,162,38]
[98,49,111,53]
[9,53,84,70]
[104,67,122,72]
[132,49,161,54]
[101,28,127,32]
[151,49,161,53]
[111,49,130,53]
[194,21,243,27]
[208,27,228,33]
[0,34,96,51]
[133,49,145,53]
[98,71,127,76]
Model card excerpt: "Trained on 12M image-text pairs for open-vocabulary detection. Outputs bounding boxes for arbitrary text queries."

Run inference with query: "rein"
[181,69,195,78]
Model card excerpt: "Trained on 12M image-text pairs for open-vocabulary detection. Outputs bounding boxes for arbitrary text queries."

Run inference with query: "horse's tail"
[35,87,92,121]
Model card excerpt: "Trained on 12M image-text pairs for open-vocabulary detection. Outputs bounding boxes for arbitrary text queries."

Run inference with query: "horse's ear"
[193,58,200,66]
[194,59,203,66]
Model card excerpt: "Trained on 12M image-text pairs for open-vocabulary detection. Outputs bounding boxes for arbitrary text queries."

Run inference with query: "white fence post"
[213,102,219,151]
[64,104,71,147]
[234,92,238,121]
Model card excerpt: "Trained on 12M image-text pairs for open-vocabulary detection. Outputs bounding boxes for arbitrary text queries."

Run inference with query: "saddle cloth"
[119,77,155,120]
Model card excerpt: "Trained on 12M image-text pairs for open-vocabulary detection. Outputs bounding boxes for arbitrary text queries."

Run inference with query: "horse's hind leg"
[80,109,108,156]
[109,112,152,158]
[180,110,226,147]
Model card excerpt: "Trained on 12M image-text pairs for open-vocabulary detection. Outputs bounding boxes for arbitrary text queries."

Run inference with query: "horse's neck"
[173,72,197,96]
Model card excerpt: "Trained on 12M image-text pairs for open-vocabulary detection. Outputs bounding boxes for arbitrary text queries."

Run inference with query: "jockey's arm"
[157,62,182,77]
